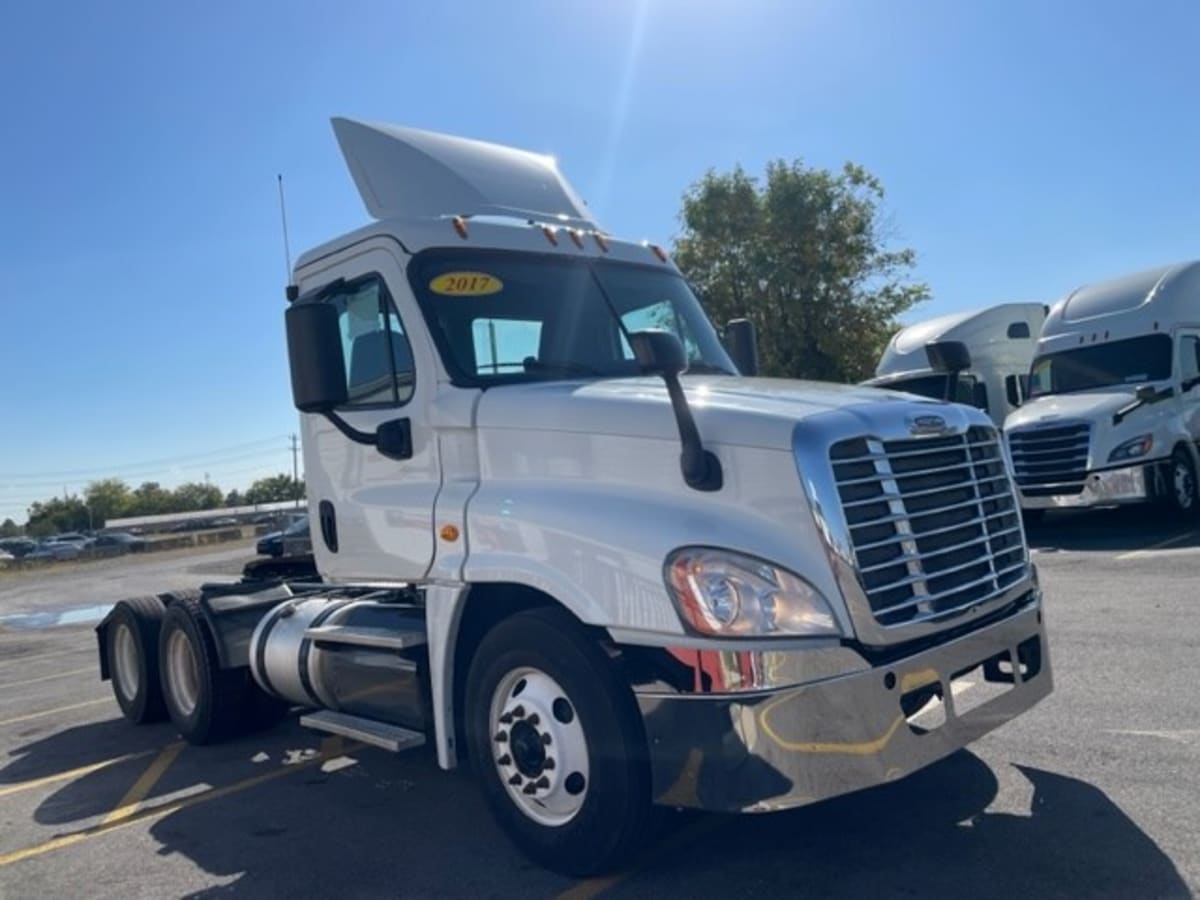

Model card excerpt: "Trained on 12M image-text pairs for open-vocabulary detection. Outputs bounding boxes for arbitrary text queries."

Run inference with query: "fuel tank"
[249,597,429,731]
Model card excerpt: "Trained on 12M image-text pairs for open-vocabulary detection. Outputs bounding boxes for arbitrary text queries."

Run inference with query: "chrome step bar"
[300,709,427,752]
[303,624,427,650]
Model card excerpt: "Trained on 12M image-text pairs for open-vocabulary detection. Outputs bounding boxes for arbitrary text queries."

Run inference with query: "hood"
[1005,389,1141,431]
[476,375,951,451]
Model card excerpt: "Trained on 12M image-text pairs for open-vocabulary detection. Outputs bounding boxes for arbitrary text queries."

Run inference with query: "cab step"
[300,710,426,752]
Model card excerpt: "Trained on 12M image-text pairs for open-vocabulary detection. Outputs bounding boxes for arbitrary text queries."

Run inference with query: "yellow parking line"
[100,742,185,824]
[0,741,365,868]
[0,698,111,727]
[1115,531,1197,560]
[0,749,157,799]
[0,668,94,690]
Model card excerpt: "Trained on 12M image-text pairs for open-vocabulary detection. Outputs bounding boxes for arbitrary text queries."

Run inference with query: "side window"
[329,276,415,406]
[1007,321,1032,339]
[1180,335,1200,384]
[954,374,981,407]
[472,318,543,375]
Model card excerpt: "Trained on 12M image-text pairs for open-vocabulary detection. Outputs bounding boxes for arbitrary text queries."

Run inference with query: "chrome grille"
[829,426,1027,628]
[1006,422,1091,496]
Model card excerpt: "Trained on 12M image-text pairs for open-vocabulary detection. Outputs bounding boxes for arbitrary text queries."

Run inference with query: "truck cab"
[1004,261,1200,516]
[97,118,1052,876]
[865,302,1047,427]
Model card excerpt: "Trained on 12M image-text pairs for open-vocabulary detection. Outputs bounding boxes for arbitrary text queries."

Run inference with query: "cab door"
[1177,331,1200,445]
[298,241,441,582]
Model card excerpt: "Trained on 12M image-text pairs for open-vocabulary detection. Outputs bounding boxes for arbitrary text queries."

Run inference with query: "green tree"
[84,478,132,527]
[0,518,22,538]
[224,489,244,508]
[127,482,173,517]
[673,160,929,383]
[245,474,305,505]
[172,481,223,511]
[26,497,90,537]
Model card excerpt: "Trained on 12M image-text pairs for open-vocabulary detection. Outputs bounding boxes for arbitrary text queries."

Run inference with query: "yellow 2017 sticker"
[429,271,503,296]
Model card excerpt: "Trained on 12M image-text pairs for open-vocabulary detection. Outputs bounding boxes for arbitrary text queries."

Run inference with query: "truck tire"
[159,594,253,744]
[1167,448,1199,519]
[105,596,168,724]
[465,607,651,876]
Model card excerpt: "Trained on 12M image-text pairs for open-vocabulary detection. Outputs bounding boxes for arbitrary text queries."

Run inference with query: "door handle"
[318,500,338,553]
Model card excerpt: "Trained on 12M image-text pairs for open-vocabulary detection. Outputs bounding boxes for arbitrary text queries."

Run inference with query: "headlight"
[1108,434,1153,462]
[665,548,840,638]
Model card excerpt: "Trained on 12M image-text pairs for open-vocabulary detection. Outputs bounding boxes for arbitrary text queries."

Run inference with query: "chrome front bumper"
[636,602,1051,813]
[1019,462,1152,509]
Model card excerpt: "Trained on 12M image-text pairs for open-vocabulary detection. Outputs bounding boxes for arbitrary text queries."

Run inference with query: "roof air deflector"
[331,118,598,230]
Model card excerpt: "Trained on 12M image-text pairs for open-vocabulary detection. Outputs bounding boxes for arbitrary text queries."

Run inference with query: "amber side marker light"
[452,216,468,239]
[646,242,668,263]
[593,232,609,253]
[439,524,460,542]
[541,225,559,246]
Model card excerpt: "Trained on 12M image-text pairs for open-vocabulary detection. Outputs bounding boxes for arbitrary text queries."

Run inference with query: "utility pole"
[290,434,301,508]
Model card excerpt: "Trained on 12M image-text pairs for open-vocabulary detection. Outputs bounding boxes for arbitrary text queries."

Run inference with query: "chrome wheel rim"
[113,623,139,702]
[489,667,590,827]
[165,630,200,717]
[1175,461,1194,509]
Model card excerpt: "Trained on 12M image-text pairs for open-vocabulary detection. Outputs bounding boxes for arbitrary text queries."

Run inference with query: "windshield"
[409,250,736,386]
[1028,333,1172,398]
[873,372,983,408]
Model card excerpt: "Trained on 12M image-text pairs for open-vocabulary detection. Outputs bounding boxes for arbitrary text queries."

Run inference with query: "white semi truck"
[866,302,1047,427]
[1005,261,1200,517]
[95,119,1052,875]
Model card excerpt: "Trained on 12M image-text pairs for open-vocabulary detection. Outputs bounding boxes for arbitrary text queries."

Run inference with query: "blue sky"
[2,0,1198,523]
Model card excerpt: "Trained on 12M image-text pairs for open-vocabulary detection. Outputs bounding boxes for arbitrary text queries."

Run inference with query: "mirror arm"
[1112,386,1175,425]
[324,411,377,447]
[1112,401,1141,426]
[663,373,723,492]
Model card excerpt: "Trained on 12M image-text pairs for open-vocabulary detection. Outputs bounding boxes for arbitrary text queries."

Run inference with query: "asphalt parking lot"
[0,522,1198,899]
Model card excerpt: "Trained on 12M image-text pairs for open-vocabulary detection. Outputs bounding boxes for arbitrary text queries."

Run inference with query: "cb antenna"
[278,174,298,301]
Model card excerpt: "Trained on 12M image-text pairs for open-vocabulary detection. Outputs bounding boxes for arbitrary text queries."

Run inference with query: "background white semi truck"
[94,119,1052,875]
[1005,261,1200,518]
[866,302,1047,426]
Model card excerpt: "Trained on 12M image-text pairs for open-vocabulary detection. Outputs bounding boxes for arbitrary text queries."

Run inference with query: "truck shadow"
[627,752,1191,899]
[0,715,178,826]
[4,718,1188,899]
[1025,505,1200,554]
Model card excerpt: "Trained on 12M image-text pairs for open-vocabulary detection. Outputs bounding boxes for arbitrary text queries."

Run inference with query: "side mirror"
[627,329,722,492]
[1005,374,1022,408]
[286,303,348,413]
[724,318,759,376]
[925,340,972,374]
[629,329,687,377]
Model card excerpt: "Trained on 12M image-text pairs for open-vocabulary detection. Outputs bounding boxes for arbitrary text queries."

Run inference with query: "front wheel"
[1166,449,1199,519]
[465,607,652,876]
